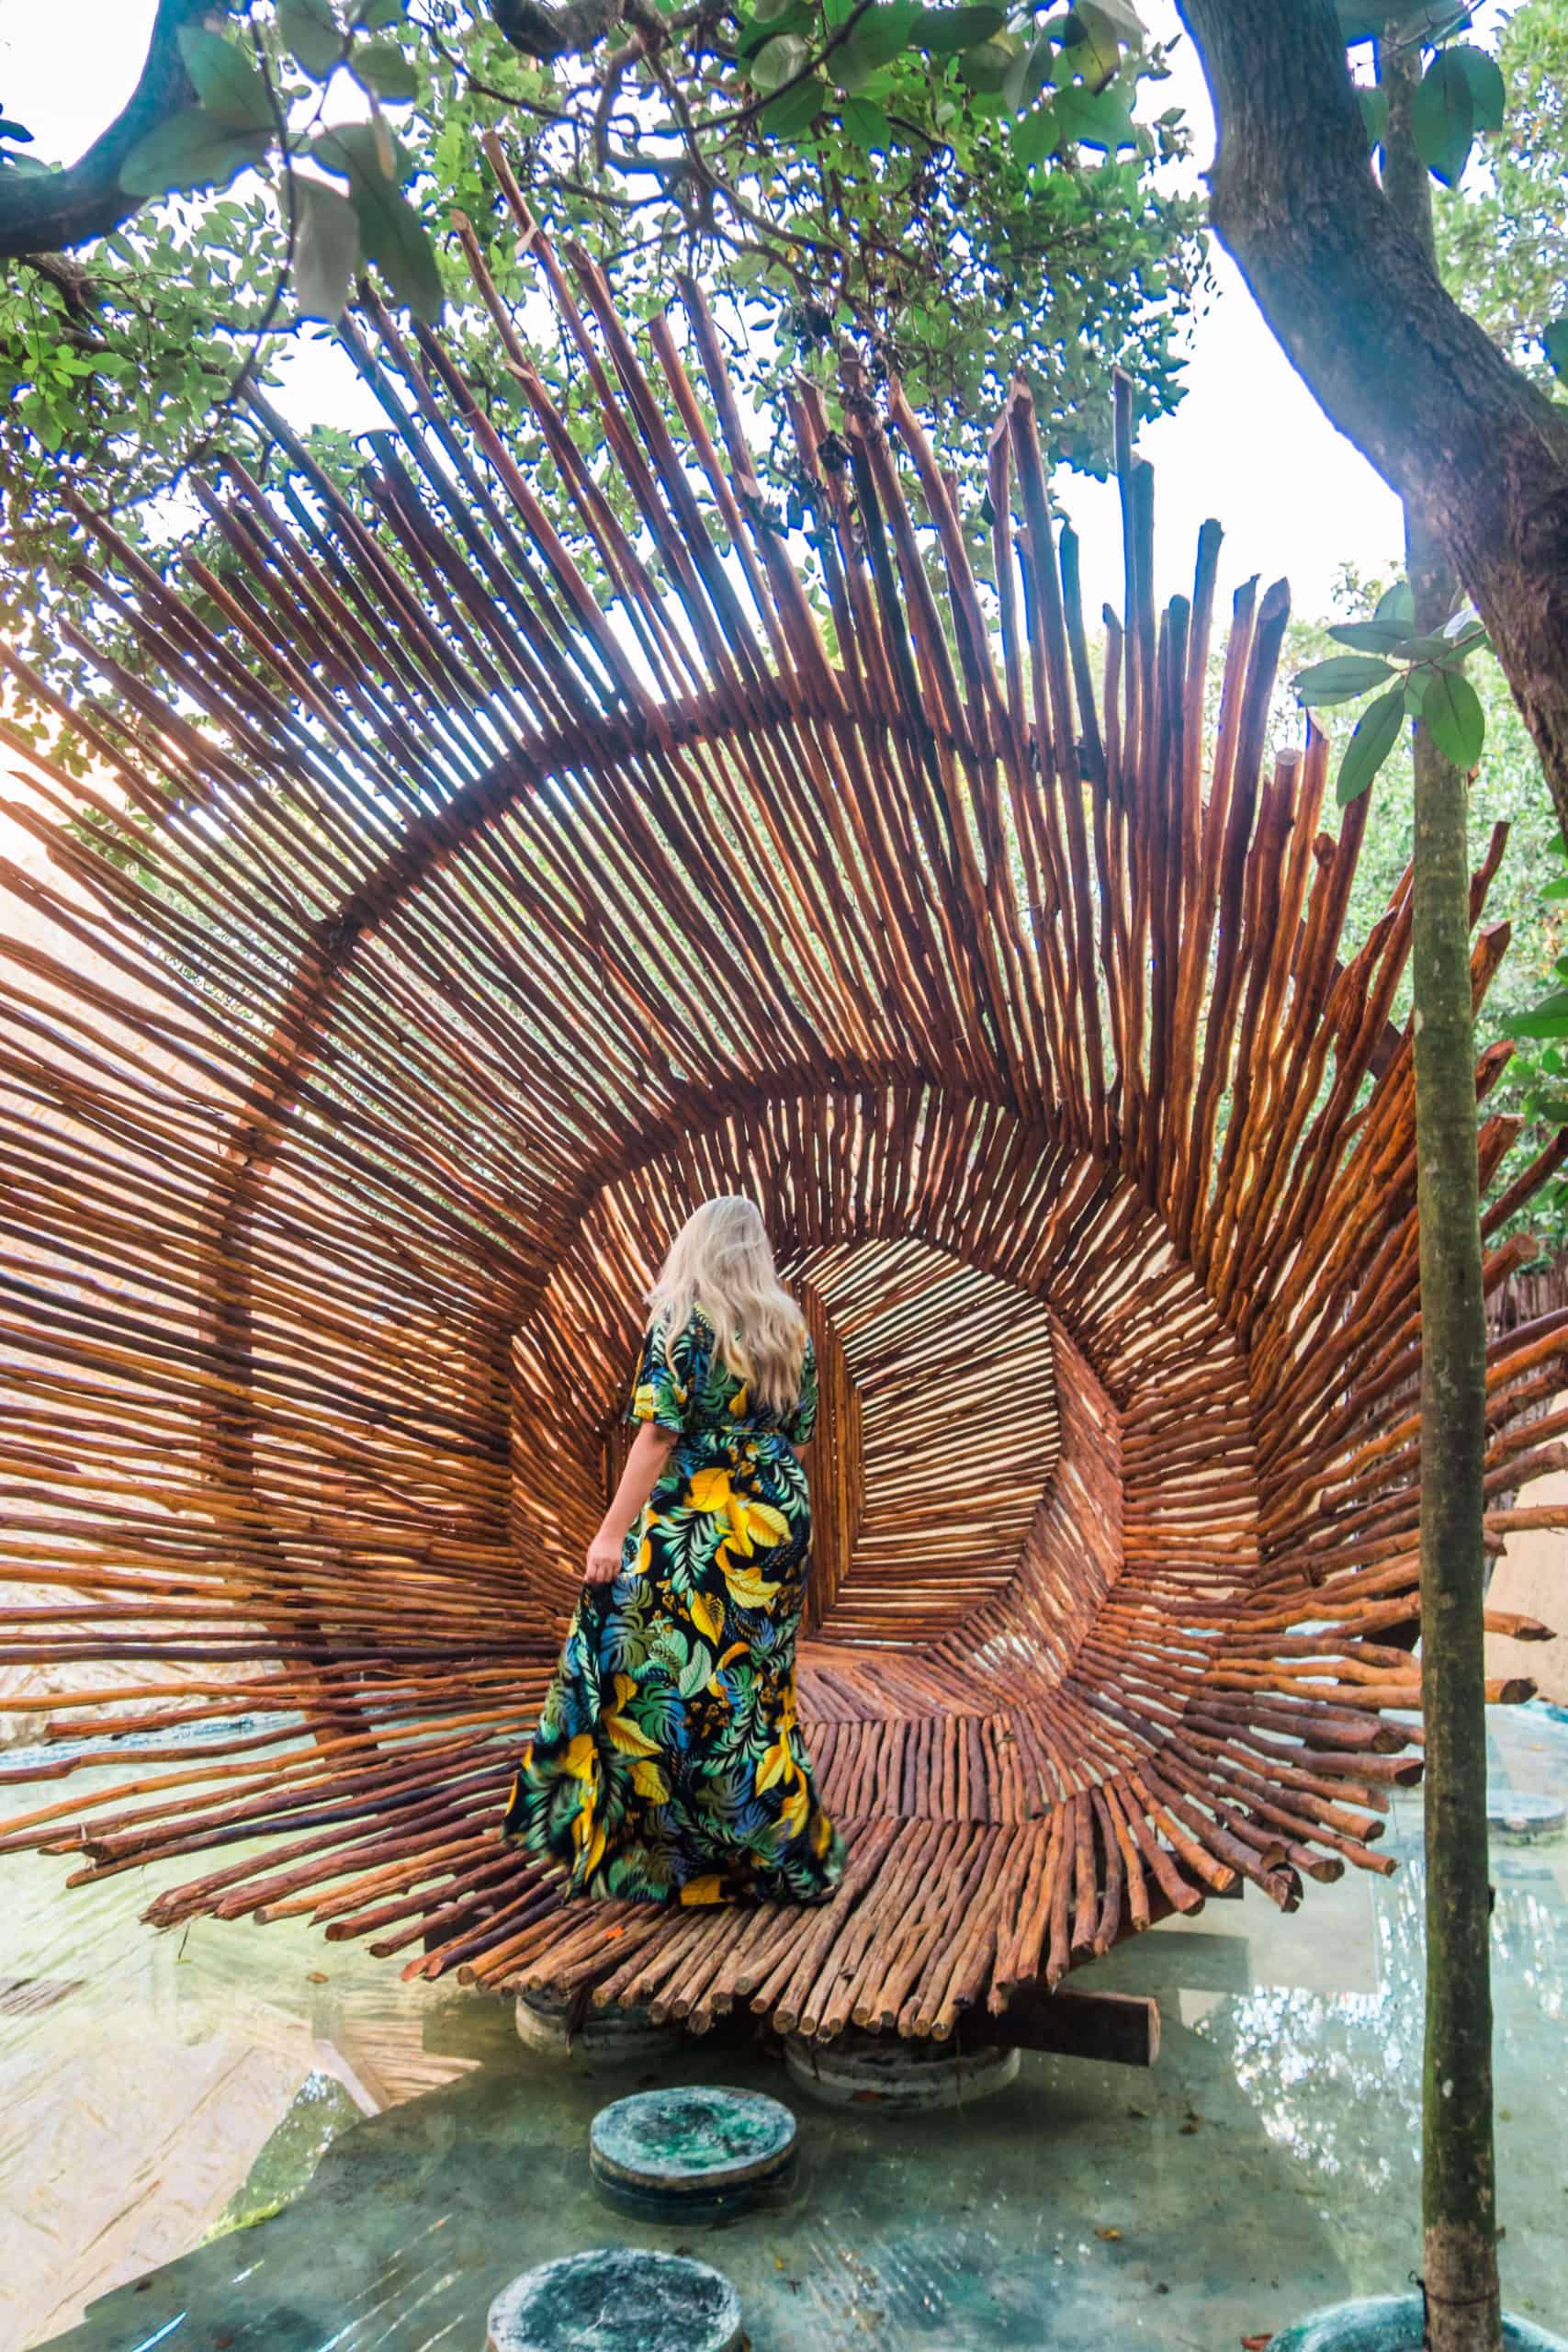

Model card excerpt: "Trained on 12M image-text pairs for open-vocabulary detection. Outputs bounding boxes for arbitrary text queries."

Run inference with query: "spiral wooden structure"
[4,166,1566,2046]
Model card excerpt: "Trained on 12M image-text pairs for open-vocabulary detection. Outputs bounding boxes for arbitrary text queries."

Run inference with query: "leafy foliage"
[0,0,1201,748]
[1434,0,1568,386]
[1294,582,1489,804]
[1344,6,1508,191]
[1285,573,1568,1255]
[1291,6,1568,1245]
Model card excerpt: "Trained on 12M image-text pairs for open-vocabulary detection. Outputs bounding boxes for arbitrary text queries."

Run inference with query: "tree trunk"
[1407,526,1503,2352]
[1385,38,1503,2352]
[1177,0,1568,849]
[0,0,613,263]
[0,0,206,262]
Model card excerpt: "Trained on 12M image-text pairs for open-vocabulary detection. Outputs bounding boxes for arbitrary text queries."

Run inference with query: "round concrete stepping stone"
[1267,2291,1565,2350]
[589,2085,797,2221]
[784,2028,1020,2111]
[486,2248,743,2352]
[1484,1789,1566,1844]
[515,1986,684,2064]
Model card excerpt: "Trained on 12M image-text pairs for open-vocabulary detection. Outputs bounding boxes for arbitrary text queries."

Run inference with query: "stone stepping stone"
[486,2248,742,2352]
[515,1986,683,2064]
[589,2084,797,2222]
[784,2028,1020,2111]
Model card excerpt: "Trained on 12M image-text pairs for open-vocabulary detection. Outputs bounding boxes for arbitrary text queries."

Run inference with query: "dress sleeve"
[627,1316,696,1434]
[783,1337,818,1444]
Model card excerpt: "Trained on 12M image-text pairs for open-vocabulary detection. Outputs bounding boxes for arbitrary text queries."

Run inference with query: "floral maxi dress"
[501,1309,847,1905]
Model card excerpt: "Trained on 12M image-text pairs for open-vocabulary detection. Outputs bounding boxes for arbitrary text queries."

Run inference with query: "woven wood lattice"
[4,176,1567,2044]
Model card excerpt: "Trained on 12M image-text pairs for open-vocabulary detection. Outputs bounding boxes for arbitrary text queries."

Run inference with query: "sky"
[0,0,1427,625]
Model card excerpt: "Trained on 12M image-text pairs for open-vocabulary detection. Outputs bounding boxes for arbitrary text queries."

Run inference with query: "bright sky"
[2,0,1432,624]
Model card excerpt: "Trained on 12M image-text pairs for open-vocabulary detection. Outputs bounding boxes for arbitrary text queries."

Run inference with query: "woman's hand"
[585,1426,673,1588]
[584,1527,626,1586]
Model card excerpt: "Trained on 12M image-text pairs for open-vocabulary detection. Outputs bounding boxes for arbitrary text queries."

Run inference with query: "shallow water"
[6,1704,1566,2351]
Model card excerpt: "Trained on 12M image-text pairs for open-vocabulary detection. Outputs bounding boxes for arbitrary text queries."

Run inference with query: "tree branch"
[0,0,209,262]
[1177,0,1568,838]
[488,0,624,63]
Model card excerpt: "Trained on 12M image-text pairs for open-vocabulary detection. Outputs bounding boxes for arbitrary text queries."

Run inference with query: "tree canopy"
[1436,0,1568,386]
[1175,0,1568,852]
[0,0,1200,732]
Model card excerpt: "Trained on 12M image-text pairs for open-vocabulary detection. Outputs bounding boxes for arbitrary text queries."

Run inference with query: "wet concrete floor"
[7,1702,1566,2351]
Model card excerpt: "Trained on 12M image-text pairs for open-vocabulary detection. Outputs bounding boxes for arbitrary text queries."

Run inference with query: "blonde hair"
[649,1197,807,1414]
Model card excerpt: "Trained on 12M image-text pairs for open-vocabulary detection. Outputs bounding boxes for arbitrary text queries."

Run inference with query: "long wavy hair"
[648,1197,807,1414]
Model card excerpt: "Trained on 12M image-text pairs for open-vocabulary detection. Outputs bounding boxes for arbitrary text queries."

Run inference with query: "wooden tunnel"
[4,175,1567,2049]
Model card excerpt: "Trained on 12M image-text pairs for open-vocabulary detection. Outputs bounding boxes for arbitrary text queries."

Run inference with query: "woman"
[502,1196,845,1907]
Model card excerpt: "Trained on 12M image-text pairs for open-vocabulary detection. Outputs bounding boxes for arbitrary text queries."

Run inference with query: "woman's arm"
[585,1421,678,1585]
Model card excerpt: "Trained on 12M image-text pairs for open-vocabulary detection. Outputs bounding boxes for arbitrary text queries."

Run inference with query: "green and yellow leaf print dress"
[501,1309,847,1906]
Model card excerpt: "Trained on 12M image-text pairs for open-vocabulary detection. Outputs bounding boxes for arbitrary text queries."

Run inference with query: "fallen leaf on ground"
[1095,2226,1122,2241]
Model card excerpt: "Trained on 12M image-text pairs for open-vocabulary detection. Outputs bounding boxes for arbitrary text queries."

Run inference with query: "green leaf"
[959,35,1014,90]
[1053,80,1137,150]
[278,0,344,76]
[355,40,418,100]
[1448,42,1505,133]
[119,107,272,198]
[1062,7,1120,89]
[1544,318,1568,380]
[1002,34,1055,112]
[1012,103,1059,167]
[1076,0,1143,30]
[1541,876,1568,900]
[1412,51,1473,187]
[1327,617,1412,654]
[314,125,443,319]
[1337,1,1472,34]
[752,0,799,23]
[1513,994,1568,1040]
[738,6,812,56]
[1336,684,1404,806]
[1373,579,1416,631]
[1420,665,1484,767]
[838,93,889,146]
[176,26,273,131]
[359,0,405,24]
[1337,3,1398,39]
[917,4,1006,53]
[292,172,358,318]
[832,1,921,90]
[764,76,828,134]
[1068,1,1144,85]
[750,30,813,90]
[1437,610,1488,656]
[1359,86,1388,151]
[1295,653,1396,707]
[1396,629,1471,661]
